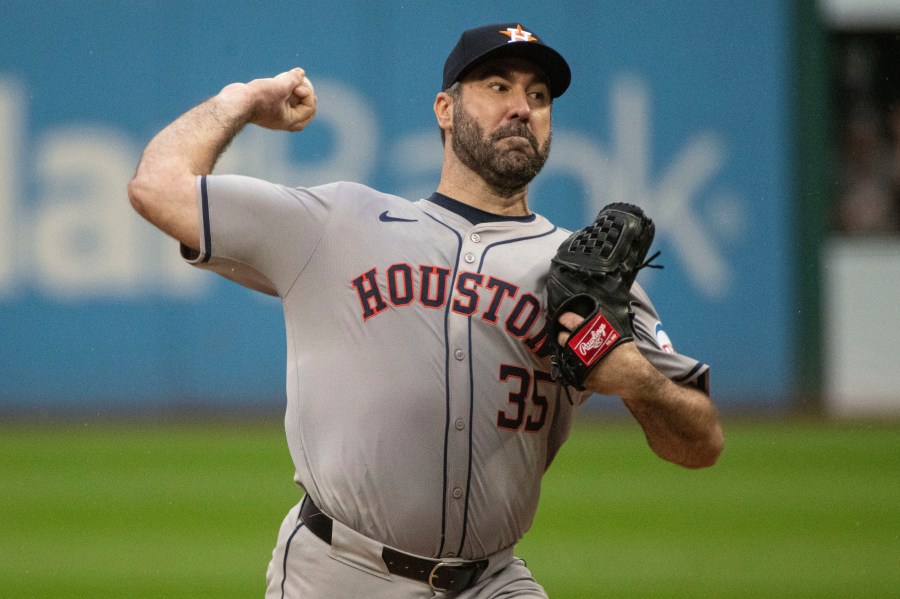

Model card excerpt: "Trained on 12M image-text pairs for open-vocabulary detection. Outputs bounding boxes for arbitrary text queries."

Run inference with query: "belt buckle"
[427,561,457,592]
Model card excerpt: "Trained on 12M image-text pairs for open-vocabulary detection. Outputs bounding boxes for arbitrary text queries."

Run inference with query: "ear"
[434,91,454,133]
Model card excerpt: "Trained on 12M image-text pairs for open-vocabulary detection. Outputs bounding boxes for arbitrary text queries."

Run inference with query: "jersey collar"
[426,192,537,226]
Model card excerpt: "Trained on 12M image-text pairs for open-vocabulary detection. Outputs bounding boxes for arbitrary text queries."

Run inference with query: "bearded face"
[450,97,552,197]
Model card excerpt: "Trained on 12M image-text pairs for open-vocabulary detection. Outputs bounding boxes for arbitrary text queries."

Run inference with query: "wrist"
[584,342,667,399]
[214,83,257,123]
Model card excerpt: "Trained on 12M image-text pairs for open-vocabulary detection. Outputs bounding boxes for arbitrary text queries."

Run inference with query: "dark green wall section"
[794,0,831,410]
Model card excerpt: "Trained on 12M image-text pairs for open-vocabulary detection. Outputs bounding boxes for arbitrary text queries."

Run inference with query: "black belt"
[299,496,488,593]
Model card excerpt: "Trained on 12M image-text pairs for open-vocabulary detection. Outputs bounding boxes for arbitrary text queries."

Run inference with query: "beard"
[451,101,552,197]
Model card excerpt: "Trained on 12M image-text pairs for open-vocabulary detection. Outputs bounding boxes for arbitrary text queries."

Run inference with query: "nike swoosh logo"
[379,210,418,223]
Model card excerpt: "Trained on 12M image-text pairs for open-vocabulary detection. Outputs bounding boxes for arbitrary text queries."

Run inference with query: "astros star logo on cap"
[442,22,570,97]
[499,24,537,43]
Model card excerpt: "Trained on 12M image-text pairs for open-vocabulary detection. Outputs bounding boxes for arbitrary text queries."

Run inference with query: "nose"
[506,87,532,122]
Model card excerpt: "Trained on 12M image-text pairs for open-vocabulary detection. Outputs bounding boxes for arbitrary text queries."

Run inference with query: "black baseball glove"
[545,203,657,390]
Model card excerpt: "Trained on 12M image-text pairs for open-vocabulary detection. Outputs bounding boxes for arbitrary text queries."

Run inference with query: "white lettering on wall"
[0,77,383,299]
[599,76,740,297]
[0,74,740,300]
[0,79,22,296]
[33,126,142,296]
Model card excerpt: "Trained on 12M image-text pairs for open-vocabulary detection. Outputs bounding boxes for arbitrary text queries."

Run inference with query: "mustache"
[490,123,539,152]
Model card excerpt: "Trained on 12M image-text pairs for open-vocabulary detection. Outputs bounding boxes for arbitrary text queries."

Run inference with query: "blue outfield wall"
[0,1,792,410]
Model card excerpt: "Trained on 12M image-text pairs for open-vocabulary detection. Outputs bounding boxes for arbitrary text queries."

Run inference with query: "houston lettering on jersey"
[350,264,551,357]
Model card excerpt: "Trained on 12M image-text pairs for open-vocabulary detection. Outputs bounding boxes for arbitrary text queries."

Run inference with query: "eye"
[528,89,550,106]
[489,81,509,92]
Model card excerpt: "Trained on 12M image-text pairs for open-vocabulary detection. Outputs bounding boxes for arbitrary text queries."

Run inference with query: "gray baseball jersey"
[182,174,709,560]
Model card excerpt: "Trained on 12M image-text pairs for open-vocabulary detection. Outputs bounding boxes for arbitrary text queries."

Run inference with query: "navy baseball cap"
[442,23,571,98]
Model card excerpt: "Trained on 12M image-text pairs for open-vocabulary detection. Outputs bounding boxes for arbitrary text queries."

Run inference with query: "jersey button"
[470,233,481,243]
[464,253,476,264]
[455,418,466,430]
[452,487,463,499]
[454,349,465,360]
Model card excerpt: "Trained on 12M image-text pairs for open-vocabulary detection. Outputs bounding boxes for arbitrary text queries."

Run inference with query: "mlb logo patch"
[567,312,620,366]
[655,321,675,354]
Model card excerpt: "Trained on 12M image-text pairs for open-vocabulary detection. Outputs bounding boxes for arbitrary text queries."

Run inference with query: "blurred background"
[2,0,898,417]
[1,1,898,597]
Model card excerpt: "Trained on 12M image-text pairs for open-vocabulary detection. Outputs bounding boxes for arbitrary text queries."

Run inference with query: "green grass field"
[1,417,897,598]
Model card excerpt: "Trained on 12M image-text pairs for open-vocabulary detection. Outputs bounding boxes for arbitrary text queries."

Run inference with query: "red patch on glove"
[567,312,620,367]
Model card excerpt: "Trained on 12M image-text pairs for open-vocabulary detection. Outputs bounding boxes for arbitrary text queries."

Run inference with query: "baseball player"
[128,22,723,599]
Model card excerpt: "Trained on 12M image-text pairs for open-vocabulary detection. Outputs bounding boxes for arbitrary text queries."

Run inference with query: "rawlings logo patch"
[567,312,620,366]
